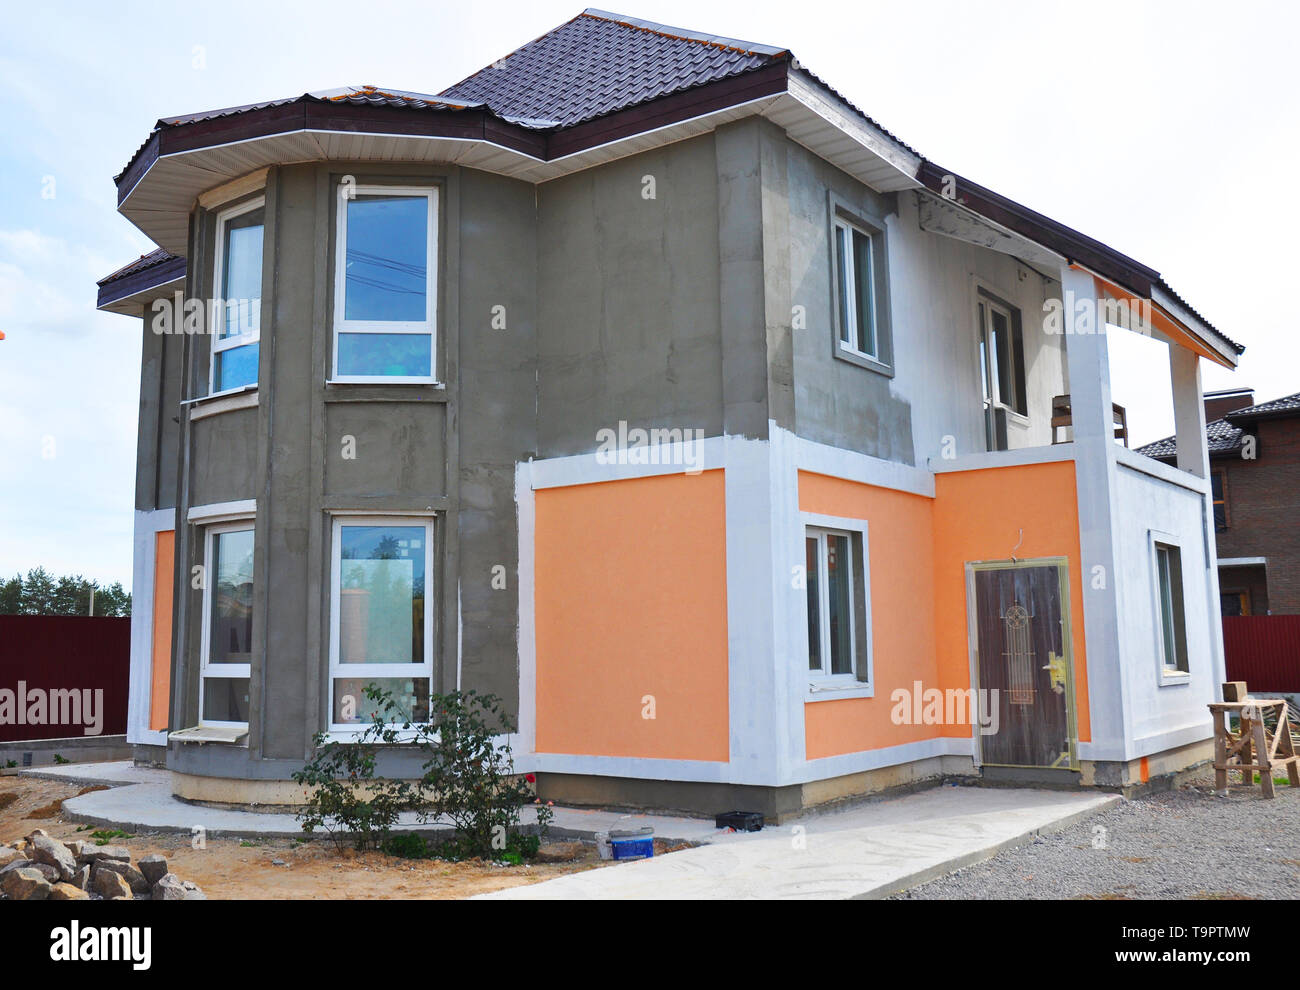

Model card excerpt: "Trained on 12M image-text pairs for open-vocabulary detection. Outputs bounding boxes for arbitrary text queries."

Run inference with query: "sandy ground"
[0,774,619,899]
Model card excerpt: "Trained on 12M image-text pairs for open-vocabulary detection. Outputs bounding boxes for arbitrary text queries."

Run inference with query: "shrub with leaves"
[293,683,549,859]
[292,686,419,850]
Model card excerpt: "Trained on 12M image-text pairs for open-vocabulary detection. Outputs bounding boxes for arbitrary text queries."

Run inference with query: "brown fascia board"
[916,160,1159,298]
[96,253,188,310]
[117,98,548,206]
[546,60,791,159]
[116,64,793,205]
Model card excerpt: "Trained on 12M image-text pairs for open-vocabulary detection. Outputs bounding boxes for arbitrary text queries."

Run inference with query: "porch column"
[1170,342,1227,691]
[1169,344,1210,480]
[1060,266,1128,761]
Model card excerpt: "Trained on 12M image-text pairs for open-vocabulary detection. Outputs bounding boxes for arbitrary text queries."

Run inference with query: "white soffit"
[120,78,924,254]
[765,72,921,193]
[99,274,185,317]
[917,190,1065,270]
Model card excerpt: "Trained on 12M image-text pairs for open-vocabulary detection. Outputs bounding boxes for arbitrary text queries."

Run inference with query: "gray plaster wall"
[535,132,732,455]
[161,160,539,778]
[133,310,183,512]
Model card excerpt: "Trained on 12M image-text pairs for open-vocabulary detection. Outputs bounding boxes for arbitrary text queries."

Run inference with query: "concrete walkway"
[25,761,722,844]
[479,786,1120,899]
[27,762,1119,898]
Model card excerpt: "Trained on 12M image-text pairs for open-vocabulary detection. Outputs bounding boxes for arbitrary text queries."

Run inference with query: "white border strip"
[127,508,175,747]
[186,498,257,524]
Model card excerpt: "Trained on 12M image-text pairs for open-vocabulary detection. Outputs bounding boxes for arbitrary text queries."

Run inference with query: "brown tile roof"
[437,9,787,128]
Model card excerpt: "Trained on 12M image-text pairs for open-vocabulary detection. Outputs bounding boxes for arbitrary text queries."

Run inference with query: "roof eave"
[916,162,1241,367]
[96,254,187,316]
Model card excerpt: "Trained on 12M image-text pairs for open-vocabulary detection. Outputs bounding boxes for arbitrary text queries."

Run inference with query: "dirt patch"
[23,800,64,819]
[0,774,617,899]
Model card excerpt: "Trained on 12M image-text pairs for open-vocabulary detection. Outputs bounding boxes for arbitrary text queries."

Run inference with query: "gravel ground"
[894,773,1300,899]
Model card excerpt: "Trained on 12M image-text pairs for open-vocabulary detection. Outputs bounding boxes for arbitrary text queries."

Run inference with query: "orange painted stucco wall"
[800,460,1091,760]
[933,461,1090,743]
[149,529,174,732]
[799,473,940,760]
[534,470,729,761]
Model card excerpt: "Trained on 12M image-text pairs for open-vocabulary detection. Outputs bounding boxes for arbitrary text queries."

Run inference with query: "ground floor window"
[1155,541,1189,673]
[329,516,434,730]
[200,522,254,726]
[805,527,860,679]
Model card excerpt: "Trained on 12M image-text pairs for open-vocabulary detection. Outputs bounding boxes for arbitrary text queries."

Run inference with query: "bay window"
[332,186,438,383]
[210,198,264,394]
[200,523,254,726]
[329,517,434,730]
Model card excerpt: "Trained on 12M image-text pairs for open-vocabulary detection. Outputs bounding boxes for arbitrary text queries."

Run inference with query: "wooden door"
[973,562,1074,768]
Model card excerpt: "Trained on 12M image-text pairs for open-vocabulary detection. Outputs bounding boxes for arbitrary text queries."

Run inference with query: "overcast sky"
[1,0,1297,589]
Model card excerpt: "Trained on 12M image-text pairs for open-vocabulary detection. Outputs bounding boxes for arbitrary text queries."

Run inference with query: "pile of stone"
[0,829,205,901]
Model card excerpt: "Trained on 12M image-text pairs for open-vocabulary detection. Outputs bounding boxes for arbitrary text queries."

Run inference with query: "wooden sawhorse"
[1208,699,1300,798]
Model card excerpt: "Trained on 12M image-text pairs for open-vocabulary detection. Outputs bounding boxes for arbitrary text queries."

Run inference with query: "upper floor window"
[1211,470,1228,531]
[210,198,264,394]
[332,186,438,383]
[978,293,1027,418]
[834,219,879,360]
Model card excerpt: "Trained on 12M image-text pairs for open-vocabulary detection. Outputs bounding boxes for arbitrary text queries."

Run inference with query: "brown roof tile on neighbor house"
[1225,391,1300,422]
[1137,391,1300,461]
[1137,418,1248,460]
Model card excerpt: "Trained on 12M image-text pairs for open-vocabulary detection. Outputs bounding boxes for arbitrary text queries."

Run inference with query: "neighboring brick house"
[1140,389,1300,616]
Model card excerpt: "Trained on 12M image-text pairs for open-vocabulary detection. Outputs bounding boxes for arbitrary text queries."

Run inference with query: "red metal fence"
[1222,615,1300,693]
[0,615,130,743]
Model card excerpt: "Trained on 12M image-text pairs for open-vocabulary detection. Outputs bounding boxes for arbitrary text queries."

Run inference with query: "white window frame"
[331,185,439,385]
[977,292,1027,421]
[199,518,255,728]
[208,197,265,398]
[834,218,879,362]
[328,514,436,733]
[1149,531,1191,682]
[802,515,873,699]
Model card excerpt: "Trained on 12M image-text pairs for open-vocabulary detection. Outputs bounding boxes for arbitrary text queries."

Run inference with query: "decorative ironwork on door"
[1002,600,1036,705]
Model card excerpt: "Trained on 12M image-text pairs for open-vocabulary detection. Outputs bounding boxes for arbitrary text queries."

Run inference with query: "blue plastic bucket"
[609,835,654,860]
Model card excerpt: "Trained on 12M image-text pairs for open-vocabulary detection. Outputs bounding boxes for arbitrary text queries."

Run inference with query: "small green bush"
[293,683,551,860]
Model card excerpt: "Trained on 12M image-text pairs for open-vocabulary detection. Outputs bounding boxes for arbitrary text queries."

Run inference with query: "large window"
[834,219,879,361]
[200,523,254,726]
[210,198,264,394]
[805,527,859,679]
[329,517,434,730]
[332,186,438,383]
[1155,541,1189,674]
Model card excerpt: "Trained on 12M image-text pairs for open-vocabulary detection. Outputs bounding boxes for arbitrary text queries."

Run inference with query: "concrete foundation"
[538,754,980,822]
[171,770,312,807]
[1080,736,1215,796]
[0,734,132,770]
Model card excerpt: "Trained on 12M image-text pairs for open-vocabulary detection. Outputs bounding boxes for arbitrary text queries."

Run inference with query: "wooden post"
[1254,716,1275,798]
[1213,707,1228,794]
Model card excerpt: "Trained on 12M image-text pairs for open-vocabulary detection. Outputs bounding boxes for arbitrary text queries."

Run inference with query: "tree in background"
[0,569,131,616]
